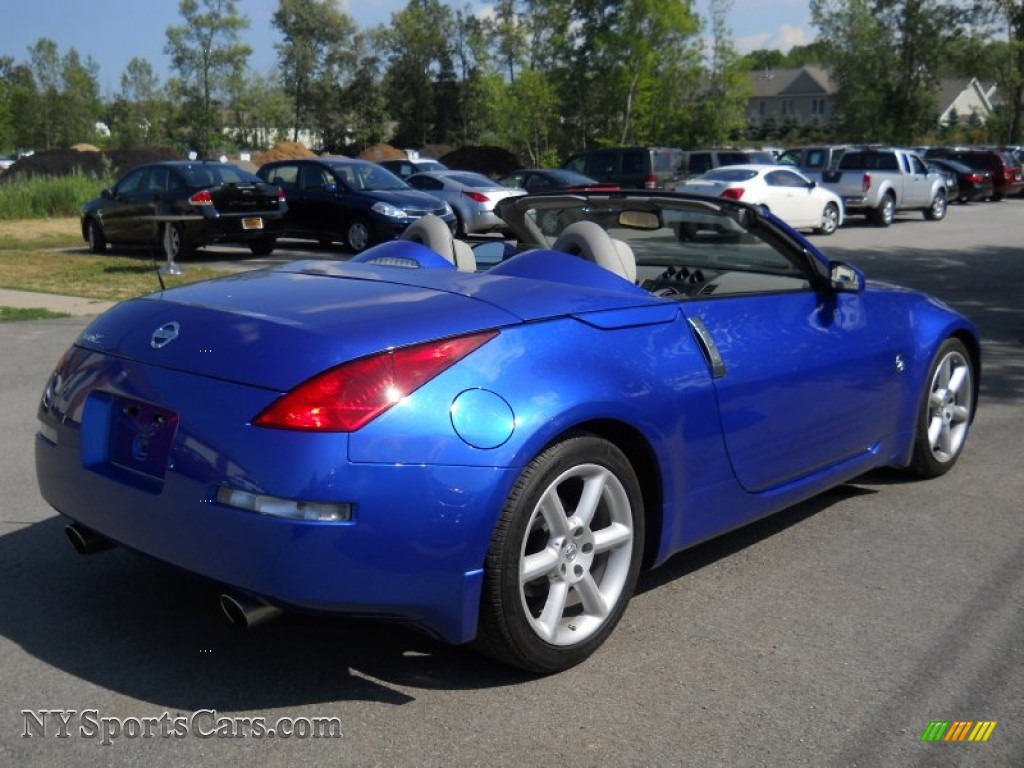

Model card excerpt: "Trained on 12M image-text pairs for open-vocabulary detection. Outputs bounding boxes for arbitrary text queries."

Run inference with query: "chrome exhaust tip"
[219,592,283,629]
[64,523,115,555]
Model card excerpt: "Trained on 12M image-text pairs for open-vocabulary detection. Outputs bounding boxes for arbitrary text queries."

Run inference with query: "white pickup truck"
[821,147,947,226]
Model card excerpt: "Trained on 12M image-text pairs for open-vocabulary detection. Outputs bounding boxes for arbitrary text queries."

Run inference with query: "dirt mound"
[357,143,407,162]
[1,146,183,184]
[253,141,316,166]
[71,143,101,152]
[418,144,453,161]
[439,146,521,177]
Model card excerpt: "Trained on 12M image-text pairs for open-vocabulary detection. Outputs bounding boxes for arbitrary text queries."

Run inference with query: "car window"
[114,168,145,196]
[588,153,618,179]
[262,164,298,189]
[143,166,169,193]
[909,156,928,174]
[408,175,443,191]
[525,174,550,190]
[354,164,407,191]
[764,170,808,187]
[620,151,646,176]
[563,155,588,174]
[687,153,712,174]
[501,172,526,187]
[805,149,825,168]
[301,164,333,190]
[447,172,495,188]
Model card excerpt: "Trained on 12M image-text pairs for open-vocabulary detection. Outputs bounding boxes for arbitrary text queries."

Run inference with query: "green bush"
[0,171,113,219]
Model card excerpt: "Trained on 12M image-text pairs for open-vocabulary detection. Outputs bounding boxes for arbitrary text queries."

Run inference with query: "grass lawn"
[0,306,70,322]
[0,218,228,302]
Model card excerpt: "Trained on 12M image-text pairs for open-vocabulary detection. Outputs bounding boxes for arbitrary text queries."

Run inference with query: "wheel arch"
[528,418,666,570]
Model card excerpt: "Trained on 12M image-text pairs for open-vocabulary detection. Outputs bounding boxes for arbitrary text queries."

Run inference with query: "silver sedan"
[406,170,526,235]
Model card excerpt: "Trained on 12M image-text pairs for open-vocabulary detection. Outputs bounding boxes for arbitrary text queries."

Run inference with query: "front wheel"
[815,202,840,235]
[474,435,644,673]
[85,218,107,253]
[924,191,947,221]
[908,338,975,478]
[346,218,372,253]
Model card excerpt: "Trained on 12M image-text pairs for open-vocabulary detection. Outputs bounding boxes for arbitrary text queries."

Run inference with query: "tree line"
[1,0,1023,166]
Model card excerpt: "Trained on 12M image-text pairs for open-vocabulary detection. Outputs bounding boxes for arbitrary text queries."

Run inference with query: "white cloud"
[736,24,815,54]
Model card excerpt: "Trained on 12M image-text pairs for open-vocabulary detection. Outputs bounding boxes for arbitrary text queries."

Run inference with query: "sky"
[0,0,816,95]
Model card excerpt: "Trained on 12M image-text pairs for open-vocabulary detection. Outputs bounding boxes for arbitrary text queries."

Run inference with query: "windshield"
[331,162,408,191]
[495,194,812,297]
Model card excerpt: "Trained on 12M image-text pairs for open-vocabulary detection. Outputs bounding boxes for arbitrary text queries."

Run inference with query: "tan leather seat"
[552,221,636,282]
[400,215,476,272]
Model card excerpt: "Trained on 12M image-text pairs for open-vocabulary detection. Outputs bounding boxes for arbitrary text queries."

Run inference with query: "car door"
[903,153,933,207]
[99,167,148,242]
[299,162,348,238]
[261,163,305,235]
[763,169,817,228]
[676,230,902,493]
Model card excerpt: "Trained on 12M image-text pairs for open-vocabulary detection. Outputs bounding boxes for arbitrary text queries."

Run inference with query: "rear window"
[620,151,647,176]
[718,152,752,166]
[838,152,899,171]
[701,168,759,182]
[180,163,260,187]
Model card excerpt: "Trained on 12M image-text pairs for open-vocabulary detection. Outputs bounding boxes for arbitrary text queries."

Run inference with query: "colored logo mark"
[921,720,997,742]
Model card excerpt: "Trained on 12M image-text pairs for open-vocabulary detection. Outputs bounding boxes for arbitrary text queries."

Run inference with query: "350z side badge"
[151,322,181,349]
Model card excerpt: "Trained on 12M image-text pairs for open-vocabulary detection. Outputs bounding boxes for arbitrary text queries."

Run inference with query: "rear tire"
[924,191,947,221]
[870,194,895,227]
[474,434,644,673]
[162,223,192,260]
[248,237,276,256]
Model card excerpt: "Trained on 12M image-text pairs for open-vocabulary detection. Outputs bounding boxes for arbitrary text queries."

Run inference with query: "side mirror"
[101,189,113,200]
[830,262,864,293]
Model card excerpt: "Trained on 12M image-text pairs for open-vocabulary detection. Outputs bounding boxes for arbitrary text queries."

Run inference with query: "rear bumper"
[35,357,513,644]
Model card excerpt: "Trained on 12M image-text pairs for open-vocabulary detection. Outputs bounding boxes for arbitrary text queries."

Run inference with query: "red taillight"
[253,330,499,432]
[643,174,657,190]
[966,173,983,183]
[861,173,872,194]
[189,190,213,205]
[277,186,286,202]
[464,190,490,203]
[720,187,745,200]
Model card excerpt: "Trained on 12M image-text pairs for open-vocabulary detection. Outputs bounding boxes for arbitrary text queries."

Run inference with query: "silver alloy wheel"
[518,462,634,646]
[347,220,370,252]
[924,348,972,463]
[880,196,894,225]
[819,203,839,234]
[929,193,947,220]
[163,224,182,258]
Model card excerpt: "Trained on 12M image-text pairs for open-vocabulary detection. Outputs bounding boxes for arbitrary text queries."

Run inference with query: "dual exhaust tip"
[64,523,282,629]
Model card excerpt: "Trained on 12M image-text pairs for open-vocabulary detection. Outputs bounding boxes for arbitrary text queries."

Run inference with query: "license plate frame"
[242,217,264,230]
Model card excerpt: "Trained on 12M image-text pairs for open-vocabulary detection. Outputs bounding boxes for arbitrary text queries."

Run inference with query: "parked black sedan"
[257,158,456,252]
[926,157,995,203]
[81,161,287,258]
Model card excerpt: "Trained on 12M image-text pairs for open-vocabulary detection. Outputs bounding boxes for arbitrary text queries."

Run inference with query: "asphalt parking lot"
[1,200,1021,767]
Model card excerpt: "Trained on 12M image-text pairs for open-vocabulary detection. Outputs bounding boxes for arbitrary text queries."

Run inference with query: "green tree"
[56,48,102,146]
[272,0,357,143]
[380,0,457,148]
[110,57,169,148]
[811,0,967,143]
[165,0,252,155]
[973,1,1024,142]
[28,38,61,149]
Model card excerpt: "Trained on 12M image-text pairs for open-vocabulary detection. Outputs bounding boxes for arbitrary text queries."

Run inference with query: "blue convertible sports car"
[35,192,979,673]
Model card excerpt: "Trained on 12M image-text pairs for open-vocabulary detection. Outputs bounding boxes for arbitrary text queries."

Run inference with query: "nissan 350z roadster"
[36,191,979,673]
